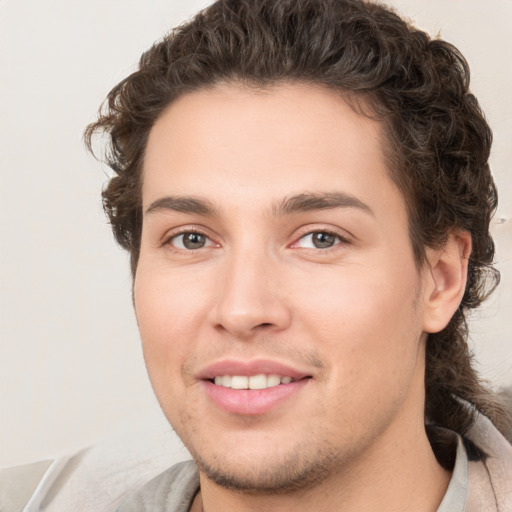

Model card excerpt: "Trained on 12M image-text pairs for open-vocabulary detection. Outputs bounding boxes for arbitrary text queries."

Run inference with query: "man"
[3,0,511,510]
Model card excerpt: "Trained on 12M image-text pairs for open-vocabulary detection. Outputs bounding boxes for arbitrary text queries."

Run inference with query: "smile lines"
[213,374,295,390]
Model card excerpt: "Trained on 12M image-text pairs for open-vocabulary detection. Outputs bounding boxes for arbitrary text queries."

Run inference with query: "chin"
[190,438,346,494]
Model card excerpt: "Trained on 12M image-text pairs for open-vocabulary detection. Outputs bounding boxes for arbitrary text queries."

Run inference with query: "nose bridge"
[210,238,290,336]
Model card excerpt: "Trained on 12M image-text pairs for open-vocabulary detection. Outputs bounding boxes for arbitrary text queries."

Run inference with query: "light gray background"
[1,0,511,467]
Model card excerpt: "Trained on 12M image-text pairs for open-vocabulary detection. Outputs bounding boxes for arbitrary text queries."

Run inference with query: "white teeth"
[231,376,249,389]
[212,374,295,389]
[249,374,267,389]
[267,374,281,387]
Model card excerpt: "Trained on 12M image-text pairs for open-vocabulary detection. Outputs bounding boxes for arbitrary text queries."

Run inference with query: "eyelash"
[163,227,351,252]
[292,228,351,250]
[163,228,215,252]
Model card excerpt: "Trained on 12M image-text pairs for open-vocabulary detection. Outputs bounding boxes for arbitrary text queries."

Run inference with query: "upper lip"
[197,359,311,380]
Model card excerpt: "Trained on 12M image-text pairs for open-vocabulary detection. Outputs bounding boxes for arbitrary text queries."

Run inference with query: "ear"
[422,231,472,334]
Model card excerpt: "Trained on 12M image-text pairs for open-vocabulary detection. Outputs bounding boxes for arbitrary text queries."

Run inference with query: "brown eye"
[171,232,210,250]
[296,231,342,249]
[311,232,337,248]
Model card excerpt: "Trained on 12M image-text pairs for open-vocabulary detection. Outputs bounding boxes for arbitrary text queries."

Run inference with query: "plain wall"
[1,0,511,468]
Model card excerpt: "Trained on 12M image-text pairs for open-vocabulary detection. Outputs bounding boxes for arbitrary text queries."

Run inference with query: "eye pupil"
[313,232,336,248]
[183,232,206,249]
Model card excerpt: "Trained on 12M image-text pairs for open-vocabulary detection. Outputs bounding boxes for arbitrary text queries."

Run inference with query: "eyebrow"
[145,196,219,217]
[144,191,373,218]
[273,192,374,217]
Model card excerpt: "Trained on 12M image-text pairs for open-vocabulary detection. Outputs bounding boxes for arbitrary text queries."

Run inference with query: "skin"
[134,83,469,511]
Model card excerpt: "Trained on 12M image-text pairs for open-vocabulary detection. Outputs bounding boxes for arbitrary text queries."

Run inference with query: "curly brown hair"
[84,0,511,439]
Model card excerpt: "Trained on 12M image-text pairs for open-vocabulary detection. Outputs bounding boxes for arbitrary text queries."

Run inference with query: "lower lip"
[202,379,310,415]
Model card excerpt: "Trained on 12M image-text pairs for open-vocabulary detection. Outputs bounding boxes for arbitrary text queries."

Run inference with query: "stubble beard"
[190,440,348,495]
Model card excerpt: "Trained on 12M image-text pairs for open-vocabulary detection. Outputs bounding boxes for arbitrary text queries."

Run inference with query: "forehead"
[142,83,404,221]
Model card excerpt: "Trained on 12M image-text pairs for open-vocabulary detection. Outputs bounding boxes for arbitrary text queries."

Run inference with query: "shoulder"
[116,460,199,512]
[0,457,198,512]
[0,459,53,512]
[465,412,512,511]
[0,430,191,511]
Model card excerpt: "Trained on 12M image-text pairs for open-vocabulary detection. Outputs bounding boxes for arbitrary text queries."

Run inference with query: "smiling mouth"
[203,371,312,414]
[212,374,298,390]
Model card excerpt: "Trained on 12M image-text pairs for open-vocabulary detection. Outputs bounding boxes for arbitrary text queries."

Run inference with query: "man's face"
[135,84,433,491]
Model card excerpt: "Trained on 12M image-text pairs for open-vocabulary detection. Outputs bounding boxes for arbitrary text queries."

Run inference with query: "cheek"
[135,263,209,339]
[133,265,209,394]
[296,259,420,332]
[295,260,423,385]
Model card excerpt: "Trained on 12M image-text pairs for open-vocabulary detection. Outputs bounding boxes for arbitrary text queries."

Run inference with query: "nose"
[208,250,292,339]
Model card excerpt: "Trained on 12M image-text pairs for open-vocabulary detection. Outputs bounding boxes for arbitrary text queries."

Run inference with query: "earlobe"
[422,231,472,334]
